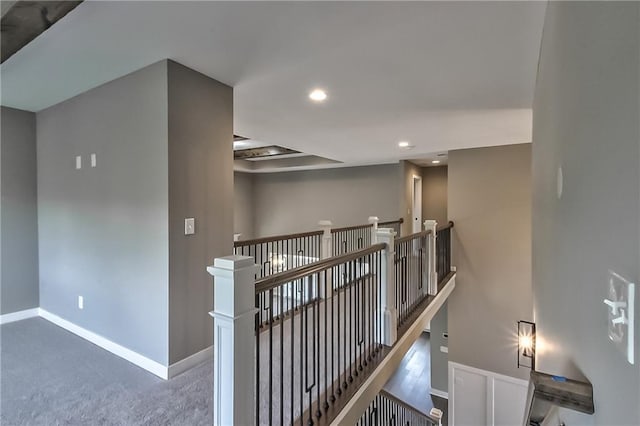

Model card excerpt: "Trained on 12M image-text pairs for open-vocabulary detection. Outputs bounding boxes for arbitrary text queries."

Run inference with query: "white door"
[412,175,422,234]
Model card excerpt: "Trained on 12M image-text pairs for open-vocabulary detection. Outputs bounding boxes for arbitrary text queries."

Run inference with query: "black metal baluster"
[323,269,329,411]
[280,282,284,426]
[290,284,295,425]
[255,293,260,426]
[269,288,274,425]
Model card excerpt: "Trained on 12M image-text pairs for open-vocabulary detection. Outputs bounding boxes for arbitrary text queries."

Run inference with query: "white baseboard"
[430,388,449,399]
[39,309,169,379]
[0,307,39,324]
[168,345,213,379]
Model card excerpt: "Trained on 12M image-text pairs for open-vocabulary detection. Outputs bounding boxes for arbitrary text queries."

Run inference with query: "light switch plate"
[75,156,82,169]
[91,153,97,168]
[185,218,195,235]
[605,270,635,364]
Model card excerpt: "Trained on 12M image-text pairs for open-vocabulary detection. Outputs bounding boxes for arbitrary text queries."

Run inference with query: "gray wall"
[252,164,401,237]
[399,161,422,237]
[167,61,233,364]
[448,144,532,380]
[422,166,448,225]
[234,172,254,240]
[37,61,170,365]
[532,2,640,424]
[422,165,449,392]
[1,107,39,314]
[430,303,448,393]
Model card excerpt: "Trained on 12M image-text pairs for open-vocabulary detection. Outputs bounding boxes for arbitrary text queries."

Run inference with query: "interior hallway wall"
[167,61,233,364]
[252,164,401,237]
[399,160,423,236]
[421,165,449,393]
[447,143,532,381]
[421,166,448,225]
[234,172,254,240]
[1,106,39,315]
[532,2,640,424]
[37,61,170,364]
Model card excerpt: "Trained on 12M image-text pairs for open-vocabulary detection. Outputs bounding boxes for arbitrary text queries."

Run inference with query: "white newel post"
[318,220,333,260]
[318,220,333,298]
[376,228,397,346]
[424,220,438,296]
[368,216,379,243]
[207,256,258,426]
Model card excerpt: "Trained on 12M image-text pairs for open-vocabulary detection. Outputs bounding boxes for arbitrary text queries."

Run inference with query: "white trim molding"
[430,388,449,400]
[39,309,169,379]
[167,345,213,379]
[448,362,528,426]
[0,307,39,324]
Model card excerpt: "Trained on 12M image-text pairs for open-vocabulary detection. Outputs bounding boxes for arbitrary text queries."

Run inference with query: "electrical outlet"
[78,296,84,310]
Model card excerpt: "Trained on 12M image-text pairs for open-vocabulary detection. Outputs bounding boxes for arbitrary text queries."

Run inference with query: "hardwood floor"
[383,332,449,425]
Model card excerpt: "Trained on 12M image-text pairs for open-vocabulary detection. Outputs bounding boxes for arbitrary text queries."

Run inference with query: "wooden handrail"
[233,229,323,247]
[394,229,432,245]
[331,223,373,233]
[379,217,404,226]
[379,389,435,422]
[436,220,454,232]
[255,243,386,293]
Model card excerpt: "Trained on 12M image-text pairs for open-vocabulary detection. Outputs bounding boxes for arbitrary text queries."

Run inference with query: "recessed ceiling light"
[432,160,441,164]
[398,141,411,148]
[309,89,327,102]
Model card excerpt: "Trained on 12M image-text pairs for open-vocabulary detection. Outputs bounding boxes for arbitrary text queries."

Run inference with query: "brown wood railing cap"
[394,229,432,245]
[255,243,386,293]
[378,389,434,421]
[379,217,404,225]
[233,229,323,247]
[331,223,373,233]
[436,220,454,232]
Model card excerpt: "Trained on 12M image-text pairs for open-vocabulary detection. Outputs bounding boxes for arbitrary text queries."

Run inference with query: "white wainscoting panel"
[449,362,528,426]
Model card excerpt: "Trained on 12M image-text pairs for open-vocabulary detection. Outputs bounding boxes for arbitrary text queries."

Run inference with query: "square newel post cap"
[208,255,257,319]
[424,219,438,232]
[368,216,379,224]
[207,255,256,277]
[318,220,333,235]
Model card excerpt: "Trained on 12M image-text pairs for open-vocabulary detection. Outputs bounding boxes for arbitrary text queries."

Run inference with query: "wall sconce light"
[518,320,536,370]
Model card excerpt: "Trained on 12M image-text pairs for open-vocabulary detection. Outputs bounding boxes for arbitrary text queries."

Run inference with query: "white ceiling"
[0,1,546,169]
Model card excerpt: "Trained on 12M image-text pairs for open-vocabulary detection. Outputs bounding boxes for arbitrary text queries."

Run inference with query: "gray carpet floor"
[1,318,444,425]
[1,318,212,426]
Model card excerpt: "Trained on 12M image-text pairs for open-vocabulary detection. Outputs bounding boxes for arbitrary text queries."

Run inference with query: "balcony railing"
[255,244,386,425]
[332,223,373,256]
[234,230,323,279]
[356,390,441,426]
[436,222,454,285]
[234,218,404,280]
[378,218,403,237]
[394,230,430,327]
[208,219,454,426]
